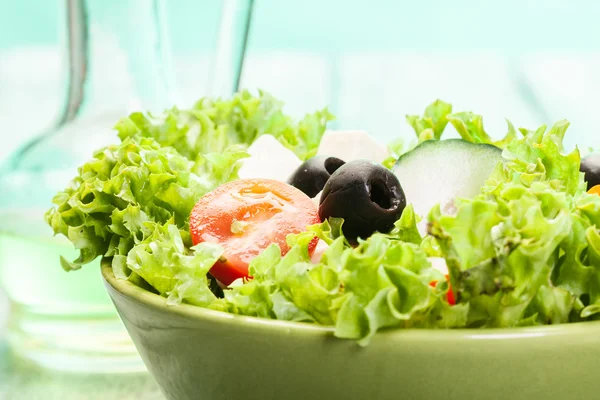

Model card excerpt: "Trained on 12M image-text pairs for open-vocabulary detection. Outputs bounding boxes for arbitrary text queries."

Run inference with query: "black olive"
[581,154,600,190]
[287,156,346,198]
[318,159,406,242]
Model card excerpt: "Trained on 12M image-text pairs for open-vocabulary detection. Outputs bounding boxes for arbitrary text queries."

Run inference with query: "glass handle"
[60,0,89,125]
[209,0,255,97]
[2,0,89,170]
[62,0,176,118]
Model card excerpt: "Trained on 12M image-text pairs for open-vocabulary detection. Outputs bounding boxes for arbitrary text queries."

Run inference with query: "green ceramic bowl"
[102,261,600,400]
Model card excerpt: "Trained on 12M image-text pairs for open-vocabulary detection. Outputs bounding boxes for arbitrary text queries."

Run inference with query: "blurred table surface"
[0,291,164,400]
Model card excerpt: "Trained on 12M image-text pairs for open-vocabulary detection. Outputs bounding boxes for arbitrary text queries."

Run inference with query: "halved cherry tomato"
[429,274,456,305]
[190,179,320,286]
[588,185,600,196]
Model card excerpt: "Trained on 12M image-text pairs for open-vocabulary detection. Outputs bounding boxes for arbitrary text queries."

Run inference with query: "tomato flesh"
[190,179,320,286]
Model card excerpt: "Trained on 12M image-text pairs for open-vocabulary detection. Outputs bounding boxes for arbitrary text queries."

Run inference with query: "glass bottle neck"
[64,0,175,123]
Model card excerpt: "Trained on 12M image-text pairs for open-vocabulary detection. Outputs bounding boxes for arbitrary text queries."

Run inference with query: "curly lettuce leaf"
[116,90,334,162]
[47,93,600,344]
[406,99,452,141]
[118,101,599,338]
[125,219,222,306]
[562,193,600,319]
[446,112,517,148]
[428,118,594,327]
[382,137,417,169]
[432,183,576,327]
[406,100,516,149]
[153,215,449,345]
[386,204,422,245]
[45,135,244,272]
[498,120,583,196]
[47,91,332,273]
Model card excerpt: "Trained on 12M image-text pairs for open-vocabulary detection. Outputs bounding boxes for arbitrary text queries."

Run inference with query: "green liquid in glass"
[0,231,112,315]
[0,211,144,373]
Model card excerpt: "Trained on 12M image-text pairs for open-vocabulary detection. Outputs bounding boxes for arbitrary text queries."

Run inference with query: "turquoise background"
[4,0,600,51]
[1,2,600,398]
[1,0,600,158]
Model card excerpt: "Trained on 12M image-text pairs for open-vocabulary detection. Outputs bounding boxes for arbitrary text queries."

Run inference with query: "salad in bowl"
[46,90,600,348]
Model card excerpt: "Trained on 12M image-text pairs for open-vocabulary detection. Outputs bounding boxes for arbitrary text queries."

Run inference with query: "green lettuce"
[212,219,447,345]
[45,136,225,273]
[428,119,600,327]
[406,99,517,148]
[46,91,331,275]
[406,99,452,141]
[447,112,517,148]
[115,89,334,161]
[113,213,452,345]
[46,93,600,344]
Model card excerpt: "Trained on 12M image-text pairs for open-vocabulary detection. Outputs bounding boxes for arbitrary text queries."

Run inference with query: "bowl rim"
[101,259,600,340]
[101,259,333,334]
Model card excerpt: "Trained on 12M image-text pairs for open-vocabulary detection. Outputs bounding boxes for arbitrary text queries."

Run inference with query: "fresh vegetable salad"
[46,91,600,345]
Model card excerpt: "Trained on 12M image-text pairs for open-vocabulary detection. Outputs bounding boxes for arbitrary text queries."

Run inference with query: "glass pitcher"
[0,0,254,373]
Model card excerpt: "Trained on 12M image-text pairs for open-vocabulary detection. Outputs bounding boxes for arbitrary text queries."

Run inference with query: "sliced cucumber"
[392,139,502,219]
